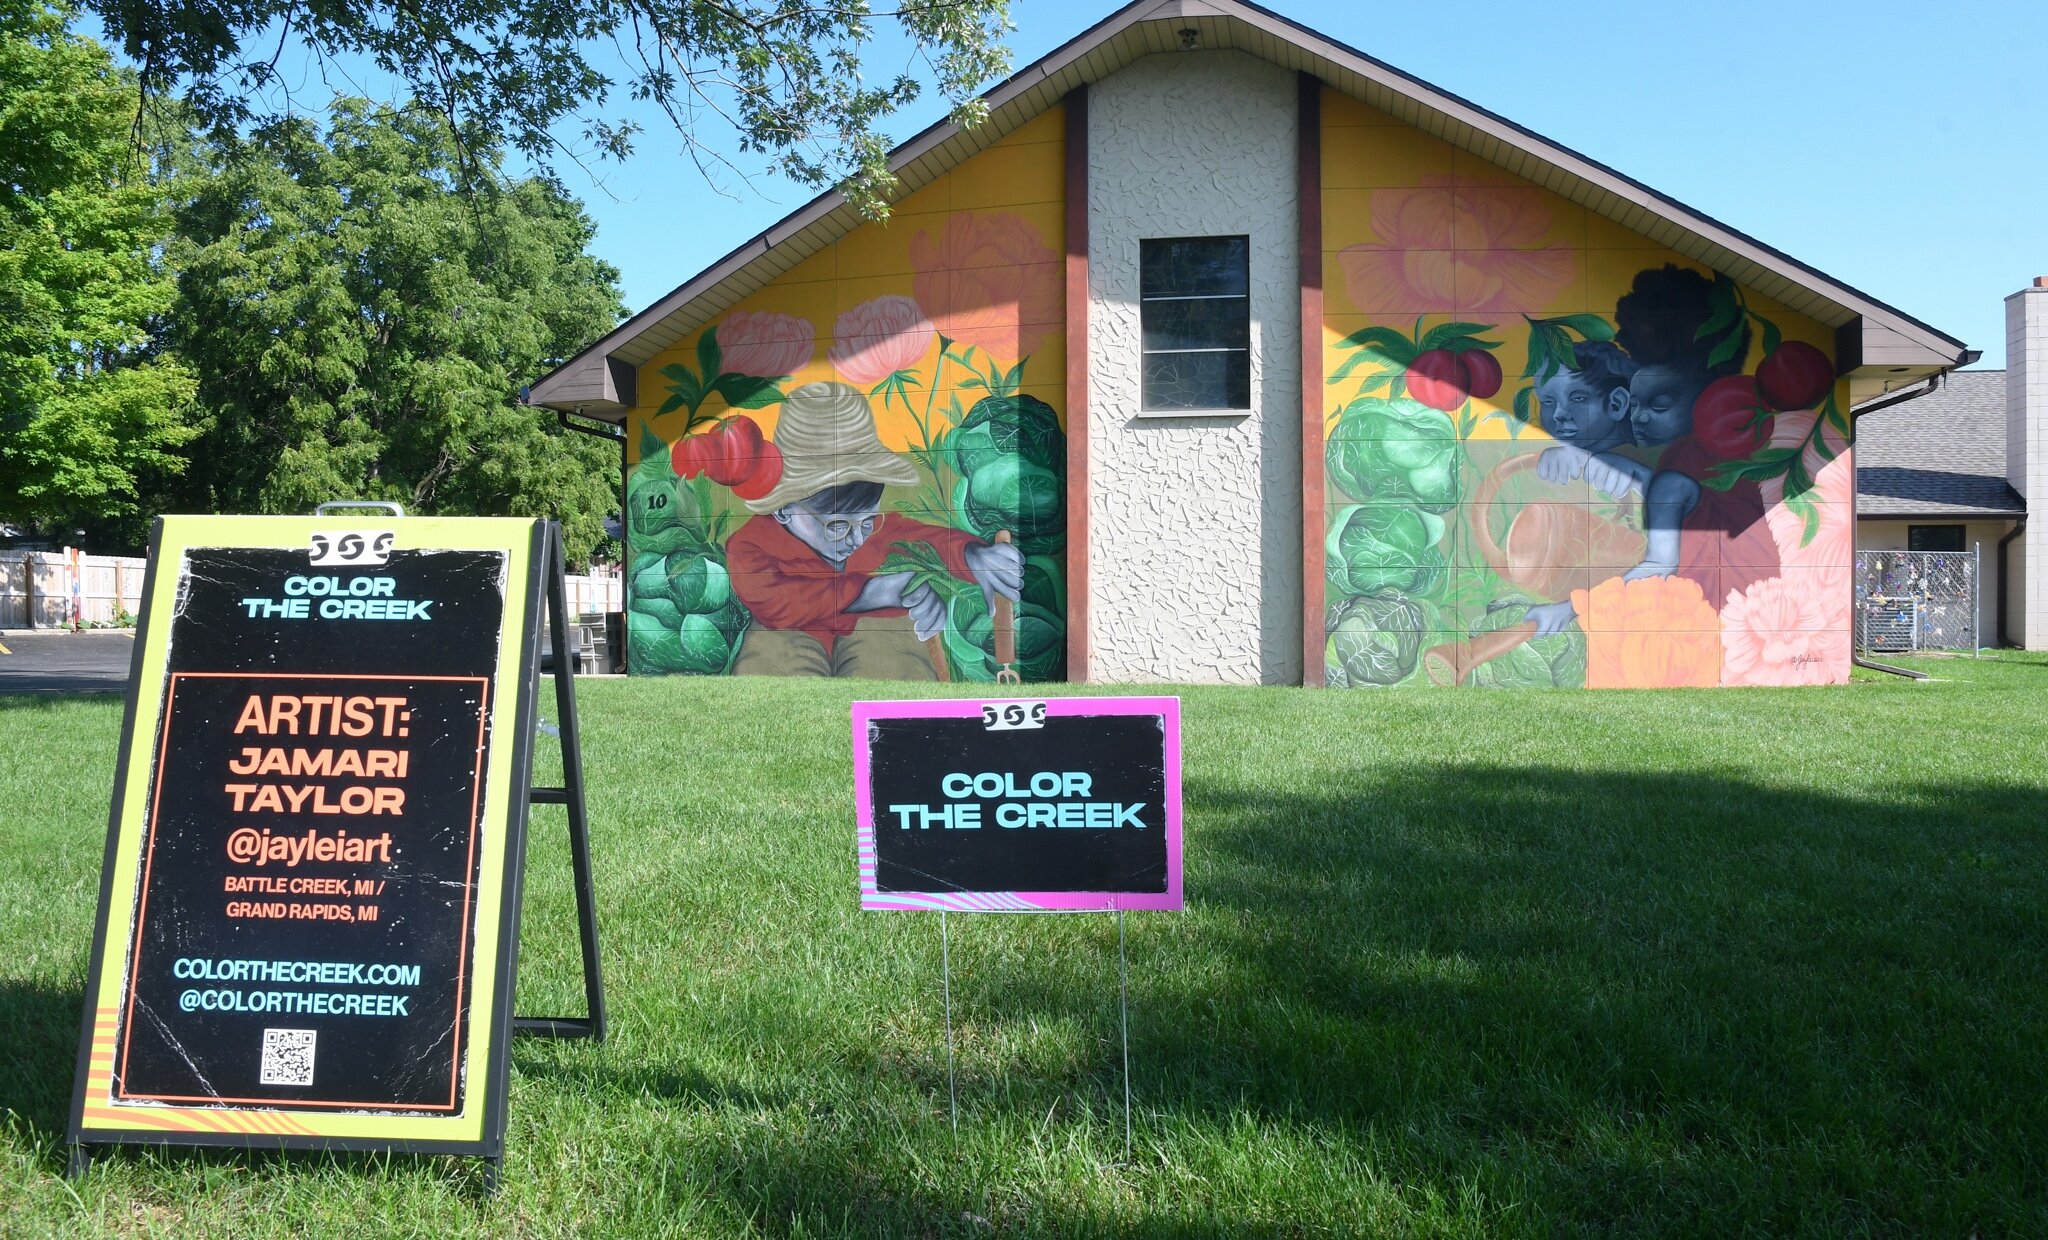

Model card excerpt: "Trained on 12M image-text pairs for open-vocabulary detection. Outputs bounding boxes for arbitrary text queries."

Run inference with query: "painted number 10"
[982,702,1047,731]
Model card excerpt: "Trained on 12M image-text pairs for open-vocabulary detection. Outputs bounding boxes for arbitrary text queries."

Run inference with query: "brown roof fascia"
[526,0,1969,418]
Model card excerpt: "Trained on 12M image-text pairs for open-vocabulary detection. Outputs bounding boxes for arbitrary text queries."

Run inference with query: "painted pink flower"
[1758,409,1854,569]
[1721,568,1852,686]
[1337,182,1575,314]
[716,310,815,377]
[829,296,935,386]
[910,211,1062,362]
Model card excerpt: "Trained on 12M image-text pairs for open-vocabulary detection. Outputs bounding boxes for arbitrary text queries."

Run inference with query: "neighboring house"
[1854,278,2047,649]
[527,0,1973,689]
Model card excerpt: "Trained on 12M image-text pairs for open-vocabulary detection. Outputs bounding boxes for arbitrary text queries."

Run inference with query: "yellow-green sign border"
[67,514,546,1156]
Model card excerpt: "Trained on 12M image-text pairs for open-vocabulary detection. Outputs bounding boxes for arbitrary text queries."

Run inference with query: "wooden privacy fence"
[2,550,622,629]
[0,551,145,629]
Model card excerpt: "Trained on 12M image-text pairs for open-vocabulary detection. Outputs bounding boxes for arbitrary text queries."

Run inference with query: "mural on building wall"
[1321,96,1852,687]
[625,116,1069,680]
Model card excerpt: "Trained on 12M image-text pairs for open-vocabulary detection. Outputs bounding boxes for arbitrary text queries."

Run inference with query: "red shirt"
[726,513,980,656]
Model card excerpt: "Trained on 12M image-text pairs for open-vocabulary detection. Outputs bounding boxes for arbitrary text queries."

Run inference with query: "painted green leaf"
[696,327,722,387]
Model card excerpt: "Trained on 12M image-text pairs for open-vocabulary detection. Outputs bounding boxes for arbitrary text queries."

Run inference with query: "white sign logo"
[309,530,395,567]
[981,701,1047,731]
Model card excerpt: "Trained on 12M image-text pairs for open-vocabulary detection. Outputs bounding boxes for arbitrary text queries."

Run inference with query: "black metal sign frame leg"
[515,522,608,1043]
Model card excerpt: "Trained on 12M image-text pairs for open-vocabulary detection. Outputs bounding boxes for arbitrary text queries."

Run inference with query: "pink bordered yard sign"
[851,697,1183,912]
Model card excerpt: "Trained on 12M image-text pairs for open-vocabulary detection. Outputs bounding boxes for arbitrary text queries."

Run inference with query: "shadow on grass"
[0,981,84,1142]
[0,691,124,710]
[662,762,2047,1233]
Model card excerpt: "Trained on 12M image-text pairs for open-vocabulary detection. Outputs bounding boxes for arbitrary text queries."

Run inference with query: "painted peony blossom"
[1568,575,1723,689]
[1337,181,1575,314]
[910,211,1062,361]
[1758,409,1855,570]
[716,310,815,377]
[829,296,936,386]
[1721,568,1852,686]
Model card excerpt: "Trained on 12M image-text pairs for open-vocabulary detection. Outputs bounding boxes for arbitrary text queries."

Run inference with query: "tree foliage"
[0,0,198,542]
[85,0,1013,217]
[167,101,629,564]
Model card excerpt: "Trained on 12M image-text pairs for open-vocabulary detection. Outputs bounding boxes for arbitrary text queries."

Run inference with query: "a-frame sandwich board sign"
[66,511,604,1182]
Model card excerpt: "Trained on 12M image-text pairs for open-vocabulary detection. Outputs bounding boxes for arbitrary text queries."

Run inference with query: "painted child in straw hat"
[725,381,1023,678]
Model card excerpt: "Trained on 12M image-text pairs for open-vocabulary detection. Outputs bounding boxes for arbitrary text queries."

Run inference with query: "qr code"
[259,1028,317,1087]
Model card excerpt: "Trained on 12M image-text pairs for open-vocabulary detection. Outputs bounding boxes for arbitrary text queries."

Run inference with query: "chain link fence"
[1855,549,1980,653]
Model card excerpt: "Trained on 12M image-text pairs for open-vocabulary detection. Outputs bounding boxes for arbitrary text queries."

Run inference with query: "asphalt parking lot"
[0,630,136,694]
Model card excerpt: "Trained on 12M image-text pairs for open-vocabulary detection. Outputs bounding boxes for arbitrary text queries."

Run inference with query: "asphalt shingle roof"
[1855,370,2024,518]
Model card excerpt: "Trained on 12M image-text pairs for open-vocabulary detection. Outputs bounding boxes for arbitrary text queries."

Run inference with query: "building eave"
[527,0,1971,420]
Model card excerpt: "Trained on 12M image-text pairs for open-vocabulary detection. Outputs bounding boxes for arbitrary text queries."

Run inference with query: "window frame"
[1136,235,1252,417]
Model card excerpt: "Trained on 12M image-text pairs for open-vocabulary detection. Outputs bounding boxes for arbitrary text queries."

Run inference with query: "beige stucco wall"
[1086,51,1303,685]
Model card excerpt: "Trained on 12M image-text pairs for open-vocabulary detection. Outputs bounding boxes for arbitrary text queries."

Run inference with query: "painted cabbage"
[1326,396,1462,512]
[1325,592,1431,687]
[940,589,1065,683]
[628,549,751,675]
[1463,603,1587,689]
[1325,504,1447,598]
[946,394,1065,554]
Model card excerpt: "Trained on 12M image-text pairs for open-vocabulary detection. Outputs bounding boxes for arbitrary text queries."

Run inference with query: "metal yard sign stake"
[941,910,958,1138]
[853,696,1182,1158]
[1118,907,1131,1163]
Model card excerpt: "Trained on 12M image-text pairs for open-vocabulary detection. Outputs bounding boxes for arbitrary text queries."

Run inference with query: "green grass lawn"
[4,656,2045,1236]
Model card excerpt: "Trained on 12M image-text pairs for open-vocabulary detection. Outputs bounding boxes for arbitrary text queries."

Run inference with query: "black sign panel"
[71,516,546,1154]
[853,698,1183,912]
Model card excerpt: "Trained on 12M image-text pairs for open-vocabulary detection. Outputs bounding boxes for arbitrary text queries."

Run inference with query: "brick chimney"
[2009,277,2048,646]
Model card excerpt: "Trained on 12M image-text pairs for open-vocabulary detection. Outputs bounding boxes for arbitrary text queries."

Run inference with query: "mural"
[623,110,1069,680]
[1321,91,1852,688]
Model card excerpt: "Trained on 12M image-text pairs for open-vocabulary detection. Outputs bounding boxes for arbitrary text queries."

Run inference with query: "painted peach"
[1337,183,1575,314]
[910,212,1062,361]
[1569,575,1723,689]
[1721,568,1852,686]
[829,296,935,386]
[716,311,815,378]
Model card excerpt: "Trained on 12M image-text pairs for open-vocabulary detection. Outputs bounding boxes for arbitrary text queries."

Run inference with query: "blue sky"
[84,0,2048,368]
[560,0,2044,370]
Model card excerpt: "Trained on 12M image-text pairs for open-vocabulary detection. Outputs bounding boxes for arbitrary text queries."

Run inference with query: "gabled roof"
[528,0,1973,420]
[1855,371,2023,519]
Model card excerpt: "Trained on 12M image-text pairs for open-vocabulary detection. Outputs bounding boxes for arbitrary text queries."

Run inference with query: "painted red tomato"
[730,440,785,501]
[1407,349,1469,411]
[1691,375,1772,460]
[1459,349,1503,400]
[1755,340,1833,412]
[700,417,765,487]
[670,430,714,479]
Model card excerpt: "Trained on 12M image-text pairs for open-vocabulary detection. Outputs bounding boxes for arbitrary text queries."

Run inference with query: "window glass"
[1907,525,1966,552]
[1140,237,1250,412]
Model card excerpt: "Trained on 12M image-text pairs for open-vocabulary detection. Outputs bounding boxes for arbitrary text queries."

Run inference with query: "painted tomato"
[1755,340,1833,412]
[1691,375,1772,460]
[673,416,774,489]
[1406,349,1469,411]
[1459,349,1503,400]
[730,440,784,501]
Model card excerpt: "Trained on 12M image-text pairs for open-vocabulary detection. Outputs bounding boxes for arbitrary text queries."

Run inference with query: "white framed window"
[1139,236,1250,413]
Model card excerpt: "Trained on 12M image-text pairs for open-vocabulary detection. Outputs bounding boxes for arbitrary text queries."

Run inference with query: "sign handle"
[514,522,608,1042]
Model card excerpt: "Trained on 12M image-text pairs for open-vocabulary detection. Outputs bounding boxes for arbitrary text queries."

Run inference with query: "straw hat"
[745,380,920,513]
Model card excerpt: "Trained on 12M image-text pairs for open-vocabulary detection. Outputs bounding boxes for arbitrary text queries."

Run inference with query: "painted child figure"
[1530,266,1778,636]
[725,381,1022,678]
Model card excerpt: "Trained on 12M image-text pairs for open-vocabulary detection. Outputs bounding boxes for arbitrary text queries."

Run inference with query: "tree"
[168,101,628,565]
[85,0,1013,217]
[0,0,199,546]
